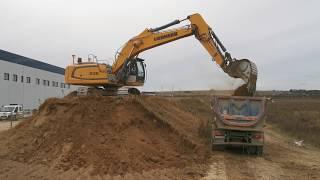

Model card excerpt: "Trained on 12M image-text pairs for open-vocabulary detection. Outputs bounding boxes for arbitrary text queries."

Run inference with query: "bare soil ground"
[0,95,319,179]
[203,124,320,180]
[203,96,320,180]
[0,120,20,131]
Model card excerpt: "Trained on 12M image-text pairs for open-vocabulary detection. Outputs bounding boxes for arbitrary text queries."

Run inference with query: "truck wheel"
[246,146,255,154]
[210,138,214,151]
[256,146,263,155]
[211,144,225,151]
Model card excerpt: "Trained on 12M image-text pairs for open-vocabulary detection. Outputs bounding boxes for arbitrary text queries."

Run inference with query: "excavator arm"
[112,13,257,95]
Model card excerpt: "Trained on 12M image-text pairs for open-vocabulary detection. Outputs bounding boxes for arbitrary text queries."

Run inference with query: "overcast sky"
[0,0,319,91]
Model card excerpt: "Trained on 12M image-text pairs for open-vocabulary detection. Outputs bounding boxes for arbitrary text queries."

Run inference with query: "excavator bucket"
[227,59,257,96]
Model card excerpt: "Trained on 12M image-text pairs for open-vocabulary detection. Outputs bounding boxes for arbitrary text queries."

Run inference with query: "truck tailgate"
[211,96,266,129]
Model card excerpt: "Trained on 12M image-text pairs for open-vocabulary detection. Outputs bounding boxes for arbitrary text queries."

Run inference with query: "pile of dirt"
[0,95,210,176]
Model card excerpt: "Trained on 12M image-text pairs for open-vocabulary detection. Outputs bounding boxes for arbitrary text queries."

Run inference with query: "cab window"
[137,61,145,77]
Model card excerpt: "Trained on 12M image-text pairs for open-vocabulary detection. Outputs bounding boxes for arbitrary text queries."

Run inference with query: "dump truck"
[211,96,266,154]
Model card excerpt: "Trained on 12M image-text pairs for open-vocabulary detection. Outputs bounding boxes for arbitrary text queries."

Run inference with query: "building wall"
[0,60,76,110]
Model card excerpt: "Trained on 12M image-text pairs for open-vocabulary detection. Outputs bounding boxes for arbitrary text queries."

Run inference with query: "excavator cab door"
[125,58,146,85]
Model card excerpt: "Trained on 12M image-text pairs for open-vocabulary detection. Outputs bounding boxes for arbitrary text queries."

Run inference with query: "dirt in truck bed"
[233,84,252,96]
[0,95,211,179]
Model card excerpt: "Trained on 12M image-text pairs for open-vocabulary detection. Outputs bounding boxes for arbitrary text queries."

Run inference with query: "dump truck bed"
[211,96,267,154]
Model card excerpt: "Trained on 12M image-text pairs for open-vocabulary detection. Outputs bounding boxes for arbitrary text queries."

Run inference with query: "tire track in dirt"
[201,153,227,180]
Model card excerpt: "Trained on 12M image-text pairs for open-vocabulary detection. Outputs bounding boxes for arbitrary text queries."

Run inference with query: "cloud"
[0,0,319,90]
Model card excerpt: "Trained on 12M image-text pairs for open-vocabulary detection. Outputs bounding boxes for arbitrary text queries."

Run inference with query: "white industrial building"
[0,49,76,110]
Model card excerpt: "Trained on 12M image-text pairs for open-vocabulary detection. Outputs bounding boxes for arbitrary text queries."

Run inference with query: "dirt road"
[203,125,320,180]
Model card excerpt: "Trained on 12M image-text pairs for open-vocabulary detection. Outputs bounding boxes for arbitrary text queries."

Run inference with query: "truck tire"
[246,146,256,154]
[256,146,263,155]
[211,143,225,151]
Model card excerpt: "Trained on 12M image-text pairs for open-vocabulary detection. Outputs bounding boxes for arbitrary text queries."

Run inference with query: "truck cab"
[0,104,24,120]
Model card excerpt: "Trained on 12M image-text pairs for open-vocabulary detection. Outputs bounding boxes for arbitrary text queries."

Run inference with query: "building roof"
[0,49,64,75]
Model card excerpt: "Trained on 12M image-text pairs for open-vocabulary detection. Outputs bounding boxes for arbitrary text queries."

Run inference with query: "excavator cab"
[124,58,146,86]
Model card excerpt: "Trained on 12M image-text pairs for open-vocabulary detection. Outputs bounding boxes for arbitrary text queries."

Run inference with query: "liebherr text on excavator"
[65,13,257,95]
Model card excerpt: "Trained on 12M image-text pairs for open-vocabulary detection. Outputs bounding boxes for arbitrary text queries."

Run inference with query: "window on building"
[43,80,49,86]
[56,82,59,87]
[52,81,55,87]
[21,76,24,83]
[26,77,31,83]
[36,78,40,85]
[67,84,70,89]
[13,74,18,82]
[4,73,9,80]
[60,83,66,88]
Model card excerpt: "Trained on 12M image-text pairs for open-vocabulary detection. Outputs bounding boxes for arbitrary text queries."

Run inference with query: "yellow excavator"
[65,13,257,95]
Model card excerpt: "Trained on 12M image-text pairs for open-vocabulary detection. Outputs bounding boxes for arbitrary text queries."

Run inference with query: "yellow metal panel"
[65,64,113,86]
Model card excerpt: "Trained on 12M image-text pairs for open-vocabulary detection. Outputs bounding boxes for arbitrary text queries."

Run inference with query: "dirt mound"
[0,95,210,176]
